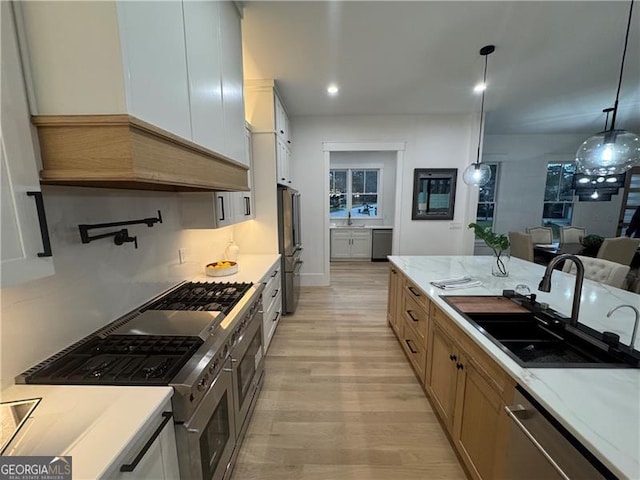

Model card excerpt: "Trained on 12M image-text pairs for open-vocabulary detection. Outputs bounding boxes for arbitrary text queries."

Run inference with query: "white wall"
[0,186,248,389]
[291,114,480,286]
[484,134,623,239]
[330,150,396,227]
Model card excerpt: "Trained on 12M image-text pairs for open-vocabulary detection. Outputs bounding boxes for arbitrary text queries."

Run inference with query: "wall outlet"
[178,248,190,264]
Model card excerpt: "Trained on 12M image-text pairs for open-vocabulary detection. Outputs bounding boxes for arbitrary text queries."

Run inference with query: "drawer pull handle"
[449,354,457,362]
[405,339,418,354]
[120,412,172,472]
[456,363,464,370]
[272,289,279,298]
[273,312,280,322]
[270,270,278,278]
[406,310,419,322]
[408,286,421,297]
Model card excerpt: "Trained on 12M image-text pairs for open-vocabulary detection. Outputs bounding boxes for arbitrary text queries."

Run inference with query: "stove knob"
[208,360,218,375]
[222,345,228,357]
[197,374,210,391]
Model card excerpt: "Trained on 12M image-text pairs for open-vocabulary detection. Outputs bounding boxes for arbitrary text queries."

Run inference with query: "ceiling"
[241,1,640,135]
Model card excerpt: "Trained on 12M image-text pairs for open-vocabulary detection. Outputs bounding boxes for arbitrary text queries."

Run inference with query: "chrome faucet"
[538,254,585,328]
[607,304,639,349]
[347,211,353,226]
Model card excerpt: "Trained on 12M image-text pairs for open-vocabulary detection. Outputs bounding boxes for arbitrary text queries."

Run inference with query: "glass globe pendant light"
[576,0,640,175]
[463,45,495,187]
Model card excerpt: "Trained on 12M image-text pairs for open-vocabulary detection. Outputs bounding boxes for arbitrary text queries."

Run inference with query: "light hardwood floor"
[231,262,466,480]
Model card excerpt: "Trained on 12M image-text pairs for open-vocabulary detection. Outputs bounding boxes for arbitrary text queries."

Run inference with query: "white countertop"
[191,253,280,283]
[329,224,393,230]
[0,384,173,479]
[389,255,640,480]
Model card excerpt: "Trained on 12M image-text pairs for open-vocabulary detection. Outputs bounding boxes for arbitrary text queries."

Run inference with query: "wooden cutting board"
[444,296,529,314]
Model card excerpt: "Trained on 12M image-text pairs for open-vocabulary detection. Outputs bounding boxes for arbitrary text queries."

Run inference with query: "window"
[329,168,380,218]
[543,162,575,233]
[475,164,499,229]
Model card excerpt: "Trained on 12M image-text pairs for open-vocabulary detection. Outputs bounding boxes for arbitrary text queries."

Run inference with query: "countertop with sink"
[389,255,639,480]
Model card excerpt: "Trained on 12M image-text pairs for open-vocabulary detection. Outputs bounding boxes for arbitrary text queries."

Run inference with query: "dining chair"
[597,237,640,266]
[525,226,553,244]
[508,232,534,262]
[562,255,630,289]
[559,227,586,244]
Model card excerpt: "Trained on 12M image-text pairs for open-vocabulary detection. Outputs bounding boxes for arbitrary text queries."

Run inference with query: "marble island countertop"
[389,255,640,480]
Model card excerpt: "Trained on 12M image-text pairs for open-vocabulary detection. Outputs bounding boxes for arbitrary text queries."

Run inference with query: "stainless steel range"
[17,281,265,480]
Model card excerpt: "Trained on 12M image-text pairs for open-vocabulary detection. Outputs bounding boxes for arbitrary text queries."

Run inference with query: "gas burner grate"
[145,282,252,315]
[24,335,203,386]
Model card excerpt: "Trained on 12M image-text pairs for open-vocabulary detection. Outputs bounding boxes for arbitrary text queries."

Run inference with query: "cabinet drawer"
[263,289,282,352]
[262,267,281,311]
[403,277,429,311]
[402,293,428,346]
[402,319,426,381]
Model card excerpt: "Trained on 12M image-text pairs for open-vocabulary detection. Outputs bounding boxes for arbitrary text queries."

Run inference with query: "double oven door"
[175,308,265,480]
[229,307,265,437]
[176,359,236,480]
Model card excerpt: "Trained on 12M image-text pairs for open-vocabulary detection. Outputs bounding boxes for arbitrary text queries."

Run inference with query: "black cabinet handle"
[120,412,172,472]
[273,311,280,322]
[449,354,457,362]
[405,339,418,354]
[391,269,397,274]
[280,129,284,134]
[408,286,421,297]
[456,363,464,370]
[27,191,52,257]
[245,196,251,216]
[218,196,225,221]
[287,140,291,144]
[406,310,419,322]
[272,289,279,298]
[270,270,278,278]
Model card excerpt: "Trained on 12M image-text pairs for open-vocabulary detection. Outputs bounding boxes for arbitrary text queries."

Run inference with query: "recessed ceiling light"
[327,84,339,96]
[473,83,486,93]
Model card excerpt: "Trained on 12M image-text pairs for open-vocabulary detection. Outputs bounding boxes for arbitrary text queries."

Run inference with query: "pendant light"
[575,0,640,175]
[463,45,495,187]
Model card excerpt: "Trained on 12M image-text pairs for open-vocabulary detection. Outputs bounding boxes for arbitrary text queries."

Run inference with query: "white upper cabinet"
[183,1,225,154]
[17,0,247,166]
[1,1,55,287]
[220,2,247,166]
[117,1,192,139]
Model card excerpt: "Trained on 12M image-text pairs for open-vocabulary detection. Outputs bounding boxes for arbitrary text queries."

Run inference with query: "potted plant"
[468,223,510,276]
[580,234,604,256]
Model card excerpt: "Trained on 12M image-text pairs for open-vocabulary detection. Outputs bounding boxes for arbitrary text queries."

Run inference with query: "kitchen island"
[389,255,639,480]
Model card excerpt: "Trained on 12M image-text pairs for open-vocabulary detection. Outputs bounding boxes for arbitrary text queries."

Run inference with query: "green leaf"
[468,222,509,252]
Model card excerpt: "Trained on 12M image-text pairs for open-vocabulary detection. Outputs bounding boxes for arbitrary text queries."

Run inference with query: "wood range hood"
[32,115,249,192]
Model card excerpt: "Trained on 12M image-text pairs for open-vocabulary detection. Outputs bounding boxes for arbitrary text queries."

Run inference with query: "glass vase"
[492,250,510,277]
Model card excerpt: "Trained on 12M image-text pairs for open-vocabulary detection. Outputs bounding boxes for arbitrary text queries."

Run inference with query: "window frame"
[542,162,576,229]
[329,167,382,219]
[474,163,500,231]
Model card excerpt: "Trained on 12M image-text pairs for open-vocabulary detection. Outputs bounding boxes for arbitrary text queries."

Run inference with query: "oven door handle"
[120,411,173,472]
[504,405,571,480]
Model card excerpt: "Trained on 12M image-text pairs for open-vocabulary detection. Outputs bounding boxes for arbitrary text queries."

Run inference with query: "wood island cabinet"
[387,265,514,480]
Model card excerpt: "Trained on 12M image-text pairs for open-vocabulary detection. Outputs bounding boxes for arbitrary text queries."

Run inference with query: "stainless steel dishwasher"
[505,386,615,479]
[371,228,392,261]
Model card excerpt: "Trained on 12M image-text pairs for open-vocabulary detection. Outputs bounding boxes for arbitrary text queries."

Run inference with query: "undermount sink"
[443,297,640,369]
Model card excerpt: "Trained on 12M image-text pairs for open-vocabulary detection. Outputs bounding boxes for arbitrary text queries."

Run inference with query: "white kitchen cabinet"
[330,228,372,260]
[17,0,248,167]
[104,400,179,480]
[276,136,292,186]
[117,1,191,139]
[1,1,54,287]
[183,0,225,154]
[219,1,247,166]
[261,262,282,353]
[178,124,254,229]
[245,79,294,186]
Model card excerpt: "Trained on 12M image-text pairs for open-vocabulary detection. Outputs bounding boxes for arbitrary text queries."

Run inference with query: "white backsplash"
[0,186,246,389]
